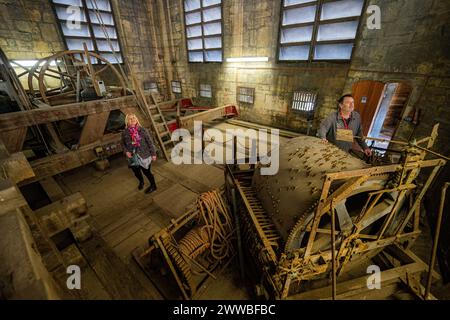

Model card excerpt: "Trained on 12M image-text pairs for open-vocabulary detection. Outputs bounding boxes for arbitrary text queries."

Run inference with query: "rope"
[195,190,235,262]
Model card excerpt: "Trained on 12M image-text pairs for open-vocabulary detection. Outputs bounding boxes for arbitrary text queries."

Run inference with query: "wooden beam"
[0,152,35,184]
[0,127,27,153]
[0,95,141,131]
[34,192,87,237]
[287,262,426,300]
[39,176,66,202]
[0,139,10,159]
[78,111,111,146]
[179,105,238,131]
[21,133,123,185]
[0,180,28,214]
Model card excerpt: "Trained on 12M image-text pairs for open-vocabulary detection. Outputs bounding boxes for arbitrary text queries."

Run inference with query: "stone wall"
[0,0,165,93]
[0,0,64,59]
[112,0,168,94]
[343,0,450,155]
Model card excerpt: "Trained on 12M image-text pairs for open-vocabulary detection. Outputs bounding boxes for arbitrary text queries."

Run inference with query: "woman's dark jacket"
[121,126,157,159]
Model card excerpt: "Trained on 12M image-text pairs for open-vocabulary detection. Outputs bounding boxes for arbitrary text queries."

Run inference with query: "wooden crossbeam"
[0,95,140,131]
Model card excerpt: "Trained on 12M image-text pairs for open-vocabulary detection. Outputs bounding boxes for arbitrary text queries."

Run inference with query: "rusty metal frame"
[225,124,446,299]
[133,192,235,300]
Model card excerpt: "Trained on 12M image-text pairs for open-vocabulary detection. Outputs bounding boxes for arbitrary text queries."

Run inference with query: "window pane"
[100,53,122,63]
[279,45,310,60]
[53,0,83,6]
[92,25,117,39]
[204,36,221,49]
[66,38,94,50]
[280,26,313,43]
[284,0,316,6]
[61,23,91,37]
[200,84,212,98]
[172,81,182,93]
[79,54,98,64]
[185,0,200,12]
[202,0,221,7]
[86,0,111,11]
[189,51,204,62]
[188,38,203,50]
[317,21,358,41]
[200,91,212,98]
[89,11,114,25]
[314,43,353,60]
[144,81,158,92]
[203,22,221,35]
[96,40,119,51]
[321,0,364,20]
[203,6,221,22]
[205,50,222,62]
[282,5,316,25]
[55,6,87,21]
[187,25,202,38]
[185,12,201,25]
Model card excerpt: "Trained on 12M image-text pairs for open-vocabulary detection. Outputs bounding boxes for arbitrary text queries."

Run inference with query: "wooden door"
[352,80,385,136]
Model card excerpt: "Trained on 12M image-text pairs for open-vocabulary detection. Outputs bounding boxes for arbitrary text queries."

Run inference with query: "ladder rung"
[149,106,157,110]
[163,140,173,145]
[159,131,170,137]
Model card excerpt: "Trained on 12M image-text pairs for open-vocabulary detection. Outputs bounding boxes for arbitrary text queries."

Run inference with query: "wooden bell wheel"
[27,50,128,105]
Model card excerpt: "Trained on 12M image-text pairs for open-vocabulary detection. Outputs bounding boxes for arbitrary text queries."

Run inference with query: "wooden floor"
[59,157,224,259]
[54,120,280,299]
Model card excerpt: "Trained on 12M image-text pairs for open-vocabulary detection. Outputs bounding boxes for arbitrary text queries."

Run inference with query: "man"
[317,94,372,157]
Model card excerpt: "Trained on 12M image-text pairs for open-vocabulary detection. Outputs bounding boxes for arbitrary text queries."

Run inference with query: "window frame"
[171,80,182,94]
[50,0,124,65]
[144,81,159,93]
[276,0,367,63]
[290,89,318,116]
[237,86,255,105]
[199,83,213,98]
[182,0,224,63]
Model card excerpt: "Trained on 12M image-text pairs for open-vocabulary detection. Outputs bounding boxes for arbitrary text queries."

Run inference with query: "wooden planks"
[0,152,35,184]
[76,230,158,299]
[0,127,27,154]
[78,111,111,146]
[24,133,122,184]
[0,95,139,132]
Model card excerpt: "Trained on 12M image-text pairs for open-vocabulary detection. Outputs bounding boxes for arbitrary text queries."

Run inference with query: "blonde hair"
[125,113,141,128]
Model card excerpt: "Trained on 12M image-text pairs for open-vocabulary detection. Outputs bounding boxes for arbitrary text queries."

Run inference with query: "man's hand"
[151,155,157,161]
[321,138,328,144]
[126,152,132,158]
[364,148,372,157]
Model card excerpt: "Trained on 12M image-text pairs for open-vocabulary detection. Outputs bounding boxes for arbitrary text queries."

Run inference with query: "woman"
[121,113,157,193]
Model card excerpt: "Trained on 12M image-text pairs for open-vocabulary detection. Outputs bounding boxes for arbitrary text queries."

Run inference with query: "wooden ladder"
[148,92,175,157]
[131,76,174,161]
